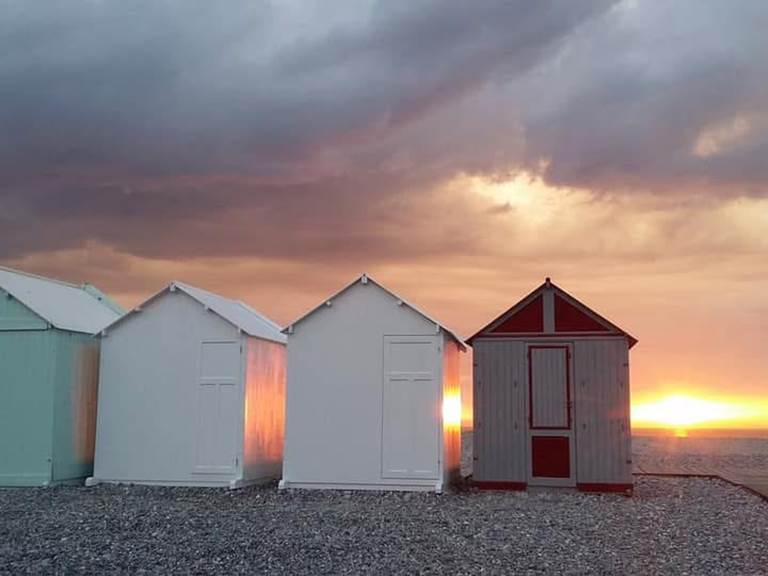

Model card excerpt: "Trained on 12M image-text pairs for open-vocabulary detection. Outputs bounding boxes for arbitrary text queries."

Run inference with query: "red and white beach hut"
[468,278,637,493]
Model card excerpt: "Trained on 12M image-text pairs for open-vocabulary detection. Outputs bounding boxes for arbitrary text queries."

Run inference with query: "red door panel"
[531,436,570,478]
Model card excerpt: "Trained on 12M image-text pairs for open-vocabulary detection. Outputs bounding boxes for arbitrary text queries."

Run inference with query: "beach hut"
[468,278,637,493]
[87,281,286,488]
[0,266,123,486]
[280,274,464,492]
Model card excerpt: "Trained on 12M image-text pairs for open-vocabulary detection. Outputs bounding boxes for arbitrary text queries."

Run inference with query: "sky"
[2,1,767,428]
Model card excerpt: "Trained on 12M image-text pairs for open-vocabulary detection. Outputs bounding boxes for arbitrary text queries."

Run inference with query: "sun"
[631,394,749,429]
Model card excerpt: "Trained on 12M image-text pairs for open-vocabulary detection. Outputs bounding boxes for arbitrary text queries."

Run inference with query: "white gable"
[105,281,286,344]
[285,274,465,350]
[0,266,123,334]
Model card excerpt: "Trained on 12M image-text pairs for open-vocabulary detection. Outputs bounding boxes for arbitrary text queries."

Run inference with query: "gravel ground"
[1,476,767,575]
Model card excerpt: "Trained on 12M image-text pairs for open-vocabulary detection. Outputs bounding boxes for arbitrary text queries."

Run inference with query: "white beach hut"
[280,274,465,492]
[88,281,286,488]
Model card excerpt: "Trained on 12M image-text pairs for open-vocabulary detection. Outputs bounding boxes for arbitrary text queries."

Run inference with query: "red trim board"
[577,483,633,495]
[474,481,528,491]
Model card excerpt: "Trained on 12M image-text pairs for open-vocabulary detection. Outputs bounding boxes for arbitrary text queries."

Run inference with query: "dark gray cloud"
[516,1,768,192]
[1,0,609,177]
[1,0,766,263]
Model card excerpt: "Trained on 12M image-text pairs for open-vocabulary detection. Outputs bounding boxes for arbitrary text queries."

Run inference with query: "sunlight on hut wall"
[442,340,462,484]
[243,338,286,479]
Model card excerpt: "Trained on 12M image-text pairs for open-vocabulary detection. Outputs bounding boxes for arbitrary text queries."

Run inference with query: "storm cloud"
[1,0,766,264]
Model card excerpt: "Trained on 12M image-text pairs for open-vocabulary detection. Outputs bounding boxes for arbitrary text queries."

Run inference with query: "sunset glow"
[631,394,765,430]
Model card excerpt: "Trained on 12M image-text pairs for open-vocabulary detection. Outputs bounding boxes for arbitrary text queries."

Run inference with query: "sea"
[633,428,768,439]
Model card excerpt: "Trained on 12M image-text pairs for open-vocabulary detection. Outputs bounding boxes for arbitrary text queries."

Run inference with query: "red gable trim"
[490,294,543,333]
[466,282,548,345]
[554,294,610,333]
[467,279,638,348]
[551,285,638,347]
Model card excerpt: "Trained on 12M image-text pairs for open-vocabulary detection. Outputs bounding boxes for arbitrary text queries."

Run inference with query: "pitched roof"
[0,265,124,334]
[284,274,466,350]
[104,281,286,344]
[467,278,637,348]
[175,282,286,344]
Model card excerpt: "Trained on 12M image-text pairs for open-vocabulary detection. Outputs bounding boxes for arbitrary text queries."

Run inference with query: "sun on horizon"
[631,393,768,435]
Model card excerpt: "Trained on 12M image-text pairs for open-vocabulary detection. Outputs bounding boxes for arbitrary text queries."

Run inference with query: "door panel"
[531,436,570,478]
[529,347,569,429]
[527,345,575,486]
[195,341,239,474]
[381,336,439,480]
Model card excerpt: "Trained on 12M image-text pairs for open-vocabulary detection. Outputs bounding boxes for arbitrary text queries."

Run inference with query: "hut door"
[194,341,240,474]
[381,336,440,481]
[527,345,575,487]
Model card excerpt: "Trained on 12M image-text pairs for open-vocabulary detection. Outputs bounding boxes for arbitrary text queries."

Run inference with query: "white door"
[527,345,576,487]
[381,336,440,480]
[194,341,240,474]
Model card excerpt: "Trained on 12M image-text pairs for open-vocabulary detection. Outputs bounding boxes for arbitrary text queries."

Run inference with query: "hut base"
[577,482,633,495]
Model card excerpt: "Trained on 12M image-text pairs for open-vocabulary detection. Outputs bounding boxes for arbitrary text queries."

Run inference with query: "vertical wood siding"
[474,337,631,486]
[242,336,287,482]
[51,331,100,482]
[0,289,47,330]
[574,339,632,484]
[442,337,461,484]
[473,340,527,483]
[0,330,55,485]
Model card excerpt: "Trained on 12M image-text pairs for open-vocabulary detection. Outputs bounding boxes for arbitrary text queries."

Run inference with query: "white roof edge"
[173,282,286,344]
[0,265,122,334]
[101,281,286,344]
[283,273,467,351]
[0,265,81,289]
[236,299,283,332]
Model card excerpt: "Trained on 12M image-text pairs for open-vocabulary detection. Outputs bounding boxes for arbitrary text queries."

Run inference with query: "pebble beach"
[1,434,767,575]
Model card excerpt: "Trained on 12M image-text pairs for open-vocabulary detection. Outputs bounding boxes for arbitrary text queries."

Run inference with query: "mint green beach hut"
[0,266,123,486]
